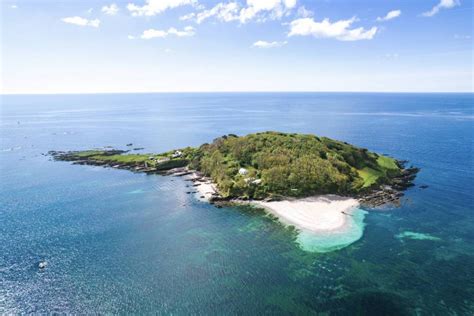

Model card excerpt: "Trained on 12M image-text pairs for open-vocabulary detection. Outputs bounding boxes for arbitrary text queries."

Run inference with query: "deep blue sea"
[1,93,473,315]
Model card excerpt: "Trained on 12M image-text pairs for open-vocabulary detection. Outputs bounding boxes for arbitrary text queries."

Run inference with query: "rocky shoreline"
[357,162,419,208]
[48,149,186,174]
[49,150,419,208]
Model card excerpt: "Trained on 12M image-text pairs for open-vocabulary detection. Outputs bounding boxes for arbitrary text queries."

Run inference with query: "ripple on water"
[296,208,368,253]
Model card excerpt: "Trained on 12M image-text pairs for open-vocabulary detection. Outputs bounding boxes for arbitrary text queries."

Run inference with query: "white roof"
[239,168,248,175]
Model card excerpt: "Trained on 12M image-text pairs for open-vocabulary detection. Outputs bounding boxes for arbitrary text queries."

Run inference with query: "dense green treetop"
[185,132,401,199]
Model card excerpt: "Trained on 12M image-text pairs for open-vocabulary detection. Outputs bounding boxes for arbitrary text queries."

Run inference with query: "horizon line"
[2,90,473,96]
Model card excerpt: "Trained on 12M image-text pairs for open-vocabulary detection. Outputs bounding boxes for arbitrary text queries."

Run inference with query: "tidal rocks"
[358,164,419,208]
[50,149,188,175]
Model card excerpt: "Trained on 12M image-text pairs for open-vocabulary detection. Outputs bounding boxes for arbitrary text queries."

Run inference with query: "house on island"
[172,150,182,158]
[239,168,248,175]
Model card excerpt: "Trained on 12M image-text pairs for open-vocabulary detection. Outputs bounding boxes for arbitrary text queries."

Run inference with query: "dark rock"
[358,166,418,208]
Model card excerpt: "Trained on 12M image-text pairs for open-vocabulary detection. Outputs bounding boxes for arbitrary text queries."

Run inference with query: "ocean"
[1,93,473,314]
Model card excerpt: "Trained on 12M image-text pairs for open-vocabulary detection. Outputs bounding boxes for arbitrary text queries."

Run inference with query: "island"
[49,132,418,249]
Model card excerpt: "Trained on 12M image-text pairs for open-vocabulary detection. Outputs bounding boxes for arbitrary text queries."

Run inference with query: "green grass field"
[74,150,108,158]
[357,167,384,188]
[90,154,152,164]
[377,155,399,170]
[356,155,399,188]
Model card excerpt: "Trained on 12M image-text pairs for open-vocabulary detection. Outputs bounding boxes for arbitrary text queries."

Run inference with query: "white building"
[172,150,183,158]
[239,168,248,175]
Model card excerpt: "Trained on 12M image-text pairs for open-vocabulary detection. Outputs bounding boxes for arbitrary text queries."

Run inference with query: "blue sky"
[1,0,472,93]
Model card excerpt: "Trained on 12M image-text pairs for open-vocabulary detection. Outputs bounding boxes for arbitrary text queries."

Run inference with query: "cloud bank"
[102,4,119,15]
[422,0,460,17]
[253,40,287,48]
[376,10,401,22]
[140,26,196,39]
[182,0,297,24]
[128,0,196,16]
[61,16,100,27]
[288,17,377,41]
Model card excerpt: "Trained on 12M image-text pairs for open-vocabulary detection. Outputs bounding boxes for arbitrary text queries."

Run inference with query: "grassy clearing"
[377,155,399,170]
[75,150,108,158]
[356,156,399,188]
[90,154,151,164]
[357,167,384,188]
[86,153,188,169]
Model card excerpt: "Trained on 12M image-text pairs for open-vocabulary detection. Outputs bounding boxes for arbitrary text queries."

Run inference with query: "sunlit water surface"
[1,93,473,314]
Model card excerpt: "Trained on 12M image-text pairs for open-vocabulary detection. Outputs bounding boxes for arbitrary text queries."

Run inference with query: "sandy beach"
[254,195,360,233]
[185,170,360,235]
[186,172,218,201]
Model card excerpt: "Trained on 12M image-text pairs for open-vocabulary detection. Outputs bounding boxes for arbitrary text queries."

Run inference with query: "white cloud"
[127,0,196,16]
[296,6,313,18]
[128,35,136,39]
[102,4,119,15]
[10,4,18,9]
[422,0,460,17]
[252,40,287,48]
[288,17,377,41]
[169,26,196,36]
[141,29,168,39]
[186,0,297,24]
[193,2,240,23]
[180,12,196,21]
[61,16,100,27]
[376,10,401,22]
[283,0,297,9]
[242,0,297,22]
[140,26,195,39]
[240,0,291,23]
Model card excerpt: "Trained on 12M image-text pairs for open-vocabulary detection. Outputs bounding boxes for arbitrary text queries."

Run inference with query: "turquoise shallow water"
[297,208,367,253]
[1,93,473,314]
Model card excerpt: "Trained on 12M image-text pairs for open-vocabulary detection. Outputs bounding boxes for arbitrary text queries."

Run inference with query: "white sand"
[184,171,359,234]
[254,195,360,233]
[181,171,363,250]
[195,181,217,200]
[186,172,218,201]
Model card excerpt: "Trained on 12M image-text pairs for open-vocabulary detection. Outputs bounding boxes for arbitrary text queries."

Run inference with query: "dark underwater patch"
[331,290,410,316]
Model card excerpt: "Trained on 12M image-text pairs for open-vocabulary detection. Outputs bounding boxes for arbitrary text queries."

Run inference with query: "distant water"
[1,93,473,314]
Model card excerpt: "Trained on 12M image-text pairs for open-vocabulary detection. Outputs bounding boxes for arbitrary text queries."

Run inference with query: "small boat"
[38,261,47,269]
